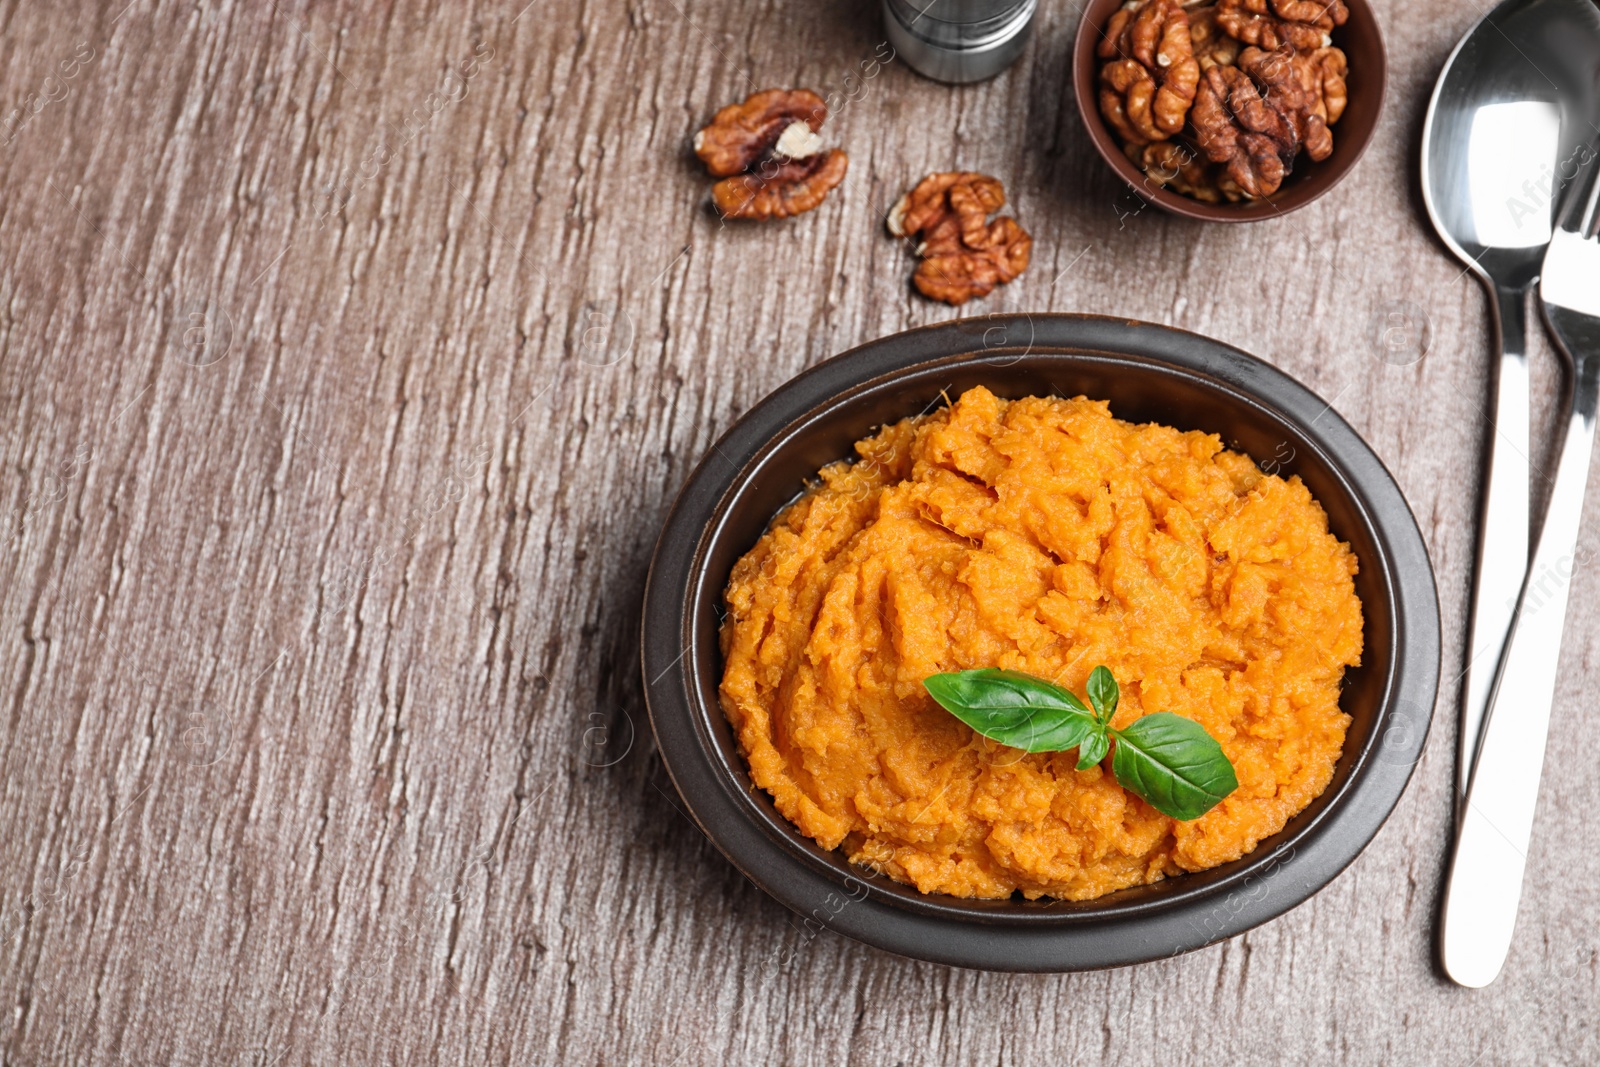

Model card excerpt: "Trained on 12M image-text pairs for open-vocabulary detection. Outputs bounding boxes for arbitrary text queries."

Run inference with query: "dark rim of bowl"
[1071,0,1389,222]
[641,314,1440,971]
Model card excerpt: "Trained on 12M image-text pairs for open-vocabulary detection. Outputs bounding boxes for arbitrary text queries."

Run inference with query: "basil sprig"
[922,666,1238,821]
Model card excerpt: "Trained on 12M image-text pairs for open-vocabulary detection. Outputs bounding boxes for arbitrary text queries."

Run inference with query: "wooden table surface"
[3,0,1598,1063]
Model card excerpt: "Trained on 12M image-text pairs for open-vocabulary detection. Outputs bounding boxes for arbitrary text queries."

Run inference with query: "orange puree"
[718,386,1363,901]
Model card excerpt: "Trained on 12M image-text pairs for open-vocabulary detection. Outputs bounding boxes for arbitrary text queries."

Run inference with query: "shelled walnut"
[1187,6,1241,71]
[1097,0,1201,138]
[887,172,1032,306]
[1297,45,1349,125]
[1215,0,1345,51]
[1191,64,1297,197]
[1092,0,1354,203]
[692,88,848,220]
[1125,141,1238,203]
[1239,45,1331,161]
[1099,59,1163,145]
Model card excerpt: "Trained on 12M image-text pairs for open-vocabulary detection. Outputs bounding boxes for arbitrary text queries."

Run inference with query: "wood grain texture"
[0,0,1596,1063]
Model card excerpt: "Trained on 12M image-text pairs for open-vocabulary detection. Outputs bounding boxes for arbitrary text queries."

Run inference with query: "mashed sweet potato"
[718,387,1363,900]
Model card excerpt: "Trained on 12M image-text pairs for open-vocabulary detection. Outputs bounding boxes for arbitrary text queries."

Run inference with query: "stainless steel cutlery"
[1424,0,1600,989]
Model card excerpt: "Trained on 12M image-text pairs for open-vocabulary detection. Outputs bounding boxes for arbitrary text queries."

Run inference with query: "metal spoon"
[1419,0,1600,816]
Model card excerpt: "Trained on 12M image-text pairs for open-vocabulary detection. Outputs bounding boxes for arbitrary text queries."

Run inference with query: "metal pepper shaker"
[882,0,1038,85]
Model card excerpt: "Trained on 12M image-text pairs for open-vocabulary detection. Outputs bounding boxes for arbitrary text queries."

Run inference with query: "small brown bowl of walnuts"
[1073,0,1385,221]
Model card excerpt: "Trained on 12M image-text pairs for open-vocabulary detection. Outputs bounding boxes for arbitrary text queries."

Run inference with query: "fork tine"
[1556,137,1600,238]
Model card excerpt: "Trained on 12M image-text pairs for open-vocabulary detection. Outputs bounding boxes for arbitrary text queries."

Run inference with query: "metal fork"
[1441,142,1600,988]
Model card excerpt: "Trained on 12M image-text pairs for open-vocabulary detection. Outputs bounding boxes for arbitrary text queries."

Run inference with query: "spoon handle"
[1441,380,1597,988]
[1457,284,1533,811]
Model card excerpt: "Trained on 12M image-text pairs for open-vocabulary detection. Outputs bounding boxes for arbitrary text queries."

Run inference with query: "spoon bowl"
[1422,0,1600,284]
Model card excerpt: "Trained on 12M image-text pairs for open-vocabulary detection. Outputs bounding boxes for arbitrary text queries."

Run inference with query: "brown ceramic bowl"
[1072,0,1388,221]
[641,315,1440,971]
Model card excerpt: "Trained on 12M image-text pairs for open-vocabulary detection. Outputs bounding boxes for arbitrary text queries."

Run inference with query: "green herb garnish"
[922,666,1237,821]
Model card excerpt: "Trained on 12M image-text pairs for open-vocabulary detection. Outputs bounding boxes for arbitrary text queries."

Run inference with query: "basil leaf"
[1110,713,1238,821]
[1086,665,1118,725]
[923,669,1100,754]
[1075,729,1110,770]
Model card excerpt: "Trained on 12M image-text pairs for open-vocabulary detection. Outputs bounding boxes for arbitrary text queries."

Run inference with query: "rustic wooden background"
[2,0,1596,1063]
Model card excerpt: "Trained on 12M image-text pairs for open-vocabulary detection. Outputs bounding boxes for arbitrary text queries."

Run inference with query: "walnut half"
[711,150,849,221]
[1190,64,1298,198]
[1214,0,1345,52]
[1097,0,1201,138]
[693,88,848,220]
[888,172,1031,306]
[1298,45,1349,126]
[1187,6,1241,72]
[1126,141,1237,203]
[1238,45,1331,163]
